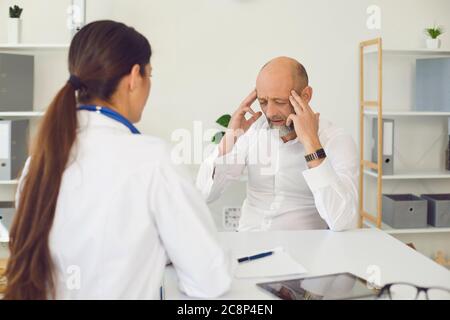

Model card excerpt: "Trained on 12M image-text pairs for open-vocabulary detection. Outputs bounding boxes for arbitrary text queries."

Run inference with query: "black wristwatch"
[305,148,327,163]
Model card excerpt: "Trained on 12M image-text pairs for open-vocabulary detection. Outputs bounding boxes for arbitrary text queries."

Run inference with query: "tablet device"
[257,272,380,300]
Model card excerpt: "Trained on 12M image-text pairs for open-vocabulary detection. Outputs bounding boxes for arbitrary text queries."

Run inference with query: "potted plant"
[425,25,444,49]
[8,5,23,44]
[211,114,231,144]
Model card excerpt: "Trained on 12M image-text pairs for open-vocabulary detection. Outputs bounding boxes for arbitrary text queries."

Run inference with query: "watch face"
[317,148,326,158]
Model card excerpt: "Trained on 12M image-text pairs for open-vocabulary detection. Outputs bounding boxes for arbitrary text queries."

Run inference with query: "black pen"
[237,251,274,264]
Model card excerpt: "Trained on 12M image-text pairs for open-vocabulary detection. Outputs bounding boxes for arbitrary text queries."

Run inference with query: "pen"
[237,251,274,263]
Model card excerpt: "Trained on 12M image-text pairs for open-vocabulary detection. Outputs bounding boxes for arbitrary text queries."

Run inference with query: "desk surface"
[164,229,450,300]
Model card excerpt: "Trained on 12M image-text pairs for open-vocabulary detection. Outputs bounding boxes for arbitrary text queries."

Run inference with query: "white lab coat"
[16,110,232,299]
[196,115,359,232]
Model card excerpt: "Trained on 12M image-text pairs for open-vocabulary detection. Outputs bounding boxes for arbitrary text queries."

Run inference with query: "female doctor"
[4,20,232,300]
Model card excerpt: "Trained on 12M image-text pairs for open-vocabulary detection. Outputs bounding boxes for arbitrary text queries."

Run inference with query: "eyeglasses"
[378,283,450,300]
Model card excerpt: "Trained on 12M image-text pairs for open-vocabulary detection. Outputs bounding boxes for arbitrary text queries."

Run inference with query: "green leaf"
[216,114,231,128]
[9,5,23,18]
[211,131,225,144]
[425,26,444,39]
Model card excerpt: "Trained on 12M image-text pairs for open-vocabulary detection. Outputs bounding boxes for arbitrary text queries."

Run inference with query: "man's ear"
[301,86,313,103]
[129,64,141,92]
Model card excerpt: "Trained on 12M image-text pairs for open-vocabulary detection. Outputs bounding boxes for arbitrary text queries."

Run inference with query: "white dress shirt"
[16,110,232,299]
[196,115,359,232]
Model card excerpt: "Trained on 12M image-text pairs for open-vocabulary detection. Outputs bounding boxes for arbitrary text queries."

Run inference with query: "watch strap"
[305,148,327,162]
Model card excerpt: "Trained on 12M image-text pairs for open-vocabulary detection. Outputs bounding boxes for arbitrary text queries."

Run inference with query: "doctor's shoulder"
[123,134,194,184]
[123,134,172,164]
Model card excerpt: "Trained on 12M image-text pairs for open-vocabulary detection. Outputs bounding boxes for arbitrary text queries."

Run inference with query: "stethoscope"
[77,105,141,134]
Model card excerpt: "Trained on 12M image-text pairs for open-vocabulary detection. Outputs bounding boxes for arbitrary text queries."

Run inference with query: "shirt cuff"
[302,158,339,192]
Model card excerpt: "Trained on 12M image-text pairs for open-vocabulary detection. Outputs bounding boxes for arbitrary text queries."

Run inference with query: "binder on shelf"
[0,120,29,181]
[0,202,14,242]
[447,118,450,171]
[0,53,34,112]
[415,58,450,112]
[70,0,87,38]
[372,118,394,175]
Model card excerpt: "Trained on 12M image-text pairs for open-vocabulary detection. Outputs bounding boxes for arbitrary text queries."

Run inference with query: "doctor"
[4,20,231,300]
[197,57,359,232]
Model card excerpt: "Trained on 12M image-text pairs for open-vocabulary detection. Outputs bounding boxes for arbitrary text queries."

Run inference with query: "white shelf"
[364,47,450,56]
[364,221,450,235]
[364,169,450,180]
[364,110,450,117]
[0,111,44,119]
[0,44,69,51]
[0,180,18,185]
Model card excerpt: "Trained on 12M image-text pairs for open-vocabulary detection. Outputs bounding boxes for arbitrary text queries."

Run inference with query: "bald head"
[258,57,309,92]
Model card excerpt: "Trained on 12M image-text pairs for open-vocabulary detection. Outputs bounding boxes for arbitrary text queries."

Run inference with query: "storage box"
[382,194,427,229]
[420,194,450,228]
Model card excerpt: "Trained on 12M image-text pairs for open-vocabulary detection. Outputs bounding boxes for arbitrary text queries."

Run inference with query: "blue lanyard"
[77,105,141,134]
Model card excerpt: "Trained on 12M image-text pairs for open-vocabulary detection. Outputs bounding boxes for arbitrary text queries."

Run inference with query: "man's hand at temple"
[287,90,324,169]
[219,89,262,156]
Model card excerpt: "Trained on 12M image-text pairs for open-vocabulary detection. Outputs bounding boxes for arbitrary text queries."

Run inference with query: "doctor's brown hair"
[4,20,151,300]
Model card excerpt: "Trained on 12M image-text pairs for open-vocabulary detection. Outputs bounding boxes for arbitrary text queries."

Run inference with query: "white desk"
[164,229,450,300]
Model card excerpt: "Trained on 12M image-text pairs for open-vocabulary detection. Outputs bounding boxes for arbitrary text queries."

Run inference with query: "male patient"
[196,57,359,231]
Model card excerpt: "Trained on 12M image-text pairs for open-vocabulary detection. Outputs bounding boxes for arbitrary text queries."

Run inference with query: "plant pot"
[426,38,441,49]
[7,18,22,44]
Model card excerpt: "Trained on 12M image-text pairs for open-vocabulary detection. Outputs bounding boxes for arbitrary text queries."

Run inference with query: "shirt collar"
[77,109,133,134]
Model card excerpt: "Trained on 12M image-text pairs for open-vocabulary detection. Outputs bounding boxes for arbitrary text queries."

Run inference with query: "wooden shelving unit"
[0,44,68,187]
[0,44,69,52]
[359,38,384,228]
[358,38,450,233]
[364,170,450,180]
[363,110,450,117]
[0,111,45,120]
[364,47,450,56]
[364,220,450,235]
[0,180,18,186]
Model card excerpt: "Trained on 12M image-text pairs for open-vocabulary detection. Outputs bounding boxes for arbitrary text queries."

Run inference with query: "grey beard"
[269,123,295,138]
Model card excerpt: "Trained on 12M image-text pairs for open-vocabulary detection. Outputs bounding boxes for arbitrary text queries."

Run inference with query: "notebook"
[234,247,307,279]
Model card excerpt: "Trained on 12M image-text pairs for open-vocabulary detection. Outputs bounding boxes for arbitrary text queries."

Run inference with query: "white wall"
[106,0,450,143]
[1,0,450,236]
[2,0,449,140]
